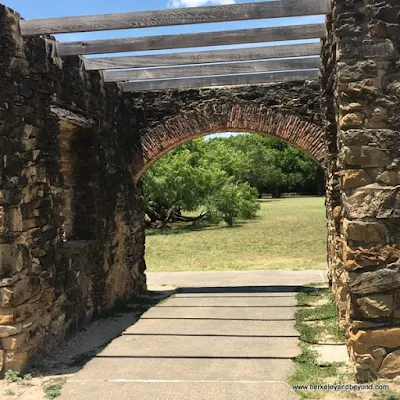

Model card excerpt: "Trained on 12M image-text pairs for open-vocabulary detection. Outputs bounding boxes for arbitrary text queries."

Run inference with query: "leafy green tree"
[223,135,286,197]
[201,139,250,183]
[142,140,259,226]
[225,134,323,196]
[205,179,260,227]
[142,148,209,223]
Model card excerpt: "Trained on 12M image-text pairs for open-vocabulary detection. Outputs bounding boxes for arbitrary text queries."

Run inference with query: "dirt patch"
[313,344,350,365]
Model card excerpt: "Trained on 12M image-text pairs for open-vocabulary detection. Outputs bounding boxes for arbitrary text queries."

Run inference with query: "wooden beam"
[57,23,326,57]
[20,0,330,36]
[103,57,320,82]
[84,42,321,71]
[120,69,319,92]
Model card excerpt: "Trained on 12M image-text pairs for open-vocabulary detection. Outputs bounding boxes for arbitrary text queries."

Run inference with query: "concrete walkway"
[60,270,327,400]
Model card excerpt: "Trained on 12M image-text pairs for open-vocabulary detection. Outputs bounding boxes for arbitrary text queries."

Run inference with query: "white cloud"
[168,0,236,8]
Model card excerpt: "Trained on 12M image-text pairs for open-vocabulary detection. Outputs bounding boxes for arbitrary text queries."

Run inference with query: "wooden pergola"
[19,0,330,92]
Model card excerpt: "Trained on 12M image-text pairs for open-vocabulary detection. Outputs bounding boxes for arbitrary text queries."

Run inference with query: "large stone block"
[379,350,400,379]
[0,308,14,325]
[348,264,400,295]
[352,347,387,382]
[371,4,400,25]
[0,276,41,307]
[369,20,400,41]
[376,170,400,186]
[0,243,28,278]
[5,206,23,232]
[344,184,400,218]
[5,351,28,372]
[341,169,371,189]
[343,219,388,243]
[340,146,390,167]
[348,328,400,354]
[20,197,52,219]
[340,129,400,149]
[15,124,38,141]
[0,323,22,338]
[344,79,379,97]
[356,294,393,318]
[344,244,400,271]
[367,106,390,128]
[337,60,378,83]
[337,38,395,60]
[1,331,26,350]
[339,113,365,129]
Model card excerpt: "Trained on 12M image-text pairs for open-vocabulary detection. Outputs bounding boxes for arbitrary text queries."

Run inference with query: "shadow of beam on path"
[177,285,320,294]
[174,295,297,298]
[121,333,299,338]
[156,305,297,308]
[140,317,296,321]
[95,355,295,360]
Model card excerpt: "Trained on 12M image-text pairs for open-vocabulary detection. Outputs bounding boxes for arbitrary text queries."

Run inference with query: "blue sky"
[9,0,324,57]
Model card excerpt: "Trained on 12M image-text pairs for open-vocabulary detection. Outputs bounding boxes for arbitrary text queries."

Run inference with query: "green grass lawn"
[145,197,327,272]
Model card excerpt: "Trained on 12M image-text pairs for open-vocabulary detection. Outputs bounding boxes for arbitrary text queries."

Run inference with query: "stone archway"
[1,0,400,382]
[133,102,325,181]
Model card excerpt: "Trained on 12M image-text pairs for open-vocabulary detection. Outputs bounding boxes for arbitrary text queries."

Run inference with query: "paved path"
[61,270,327,400]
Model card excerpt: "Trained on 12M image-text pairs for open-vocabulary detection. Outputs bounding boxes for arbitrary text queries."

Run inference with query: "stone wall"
[326,0,400,382]
[0,5,146,372]
[321,4,346,324]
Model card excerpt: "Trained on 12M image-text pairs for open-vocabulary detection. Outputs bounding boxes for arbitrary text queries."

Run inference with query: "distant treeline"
[142,134,325,227]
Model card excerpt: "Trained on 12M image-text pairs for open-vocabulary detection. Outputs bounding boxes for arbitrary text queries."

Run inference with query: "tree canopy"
[142,134,324,227]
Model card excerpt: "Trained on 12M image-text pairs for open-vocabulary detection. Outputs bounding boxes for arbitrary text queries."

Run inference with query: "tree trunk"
[225,215,234,227]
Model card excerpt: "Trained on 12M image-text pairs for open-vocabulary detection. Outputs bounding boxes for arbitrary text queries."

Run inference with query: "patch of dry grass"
[145,197,327,272]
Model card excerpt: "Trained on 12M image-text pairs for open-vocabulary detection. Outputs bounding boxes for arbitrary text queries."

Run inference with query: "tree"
[142,140,260,226]
[201,139,250,183]
[224,135,286,197]
[142,147,209,224]
[205,179,260,227]
[225,134,324,196]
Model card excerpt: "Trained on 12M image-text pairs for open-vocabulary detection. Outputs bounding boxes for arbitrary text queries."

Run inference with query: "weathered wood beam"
[57,23,326,57]
[84,42,321,71]
[120,69,319,92]
[20,0,330,36]
[103,57,320,82]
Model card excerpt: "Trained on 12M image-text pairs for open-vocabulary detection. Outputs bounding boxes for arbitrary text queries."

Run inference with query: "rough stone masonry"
[0,4,146,372]
[0,0,400,382]
[322,0,400,383]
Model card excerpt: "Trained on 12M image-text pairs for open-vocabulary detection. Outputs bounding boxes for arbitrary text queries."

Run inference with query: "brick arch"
[133,103,325,181]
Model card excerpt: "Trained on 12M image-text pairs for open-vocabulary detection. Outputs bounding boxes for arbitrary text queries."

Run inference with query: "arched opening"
[140,129,327,273]
[136,126,335,392]
[134,103,328,273]
[132,104,326,182]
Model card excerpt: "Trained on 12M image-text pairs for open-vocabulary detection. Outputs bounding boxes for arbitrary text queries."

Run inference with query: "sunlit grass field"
[145,197,327,272]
